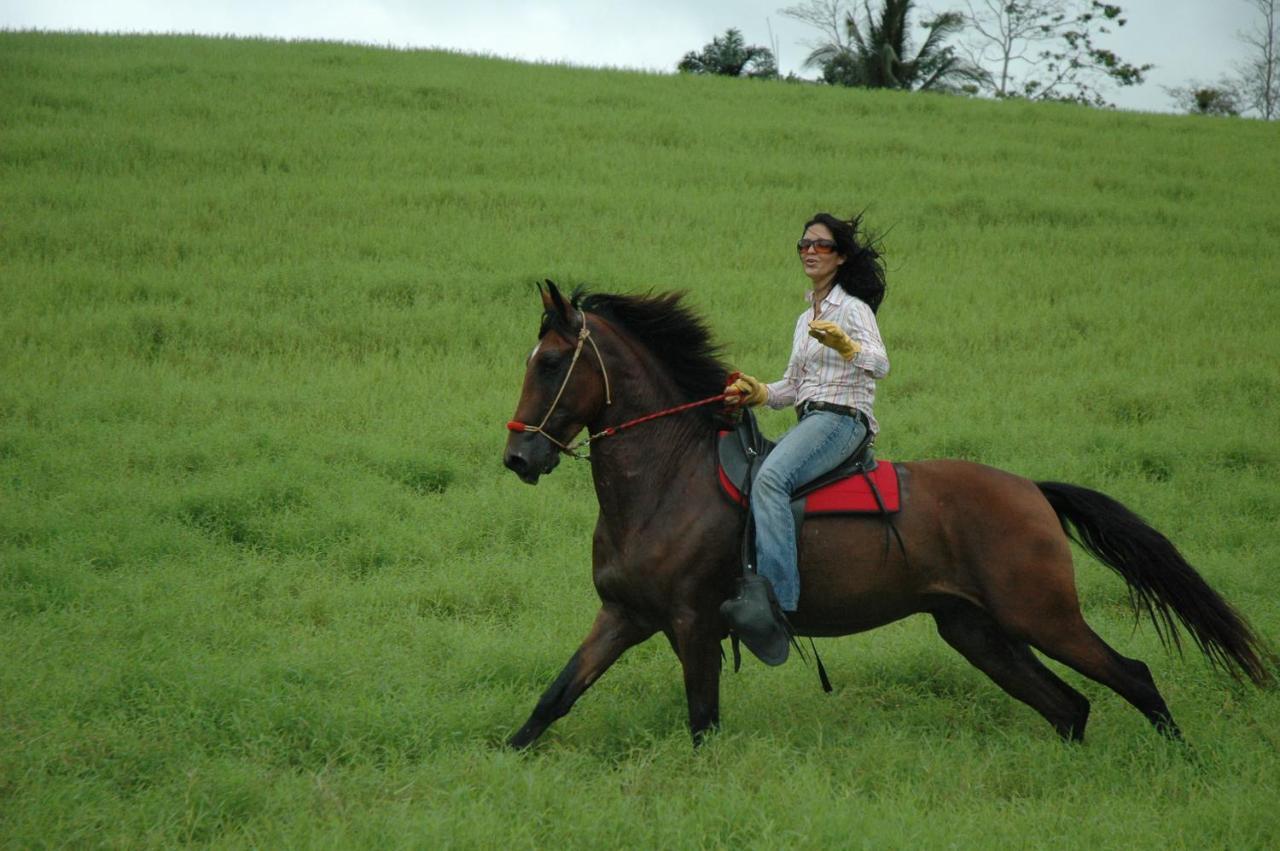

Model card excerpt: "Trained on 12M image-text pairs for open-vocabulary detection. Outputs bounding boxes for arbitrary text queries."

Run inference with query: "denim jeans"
[751,410,866,612]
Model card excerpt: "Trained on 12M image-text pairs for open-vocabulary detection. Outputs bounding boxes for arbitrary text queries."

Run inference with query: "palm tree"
[792,0,984,91]
[678,29,779,79]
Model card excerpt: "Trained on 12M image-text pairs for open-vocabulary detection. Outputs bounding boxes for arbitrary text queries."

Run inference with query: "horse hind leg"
[933,602,1091,741]
[976,528,1182,740]
[988,565,1182,738]
[1024,614,1182,740]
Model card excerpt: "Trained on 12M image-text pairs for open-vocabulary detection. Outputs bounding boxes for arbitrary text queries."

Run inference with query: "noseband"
[506,315,612,455]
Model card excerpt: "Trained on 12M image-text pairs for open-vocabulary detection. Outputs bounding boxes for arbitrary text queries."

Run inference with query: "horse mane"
[553,288,732,424]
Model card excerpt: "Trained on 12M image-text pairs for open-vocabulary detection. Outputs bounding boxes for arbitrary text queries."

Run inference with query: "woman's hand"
[808,320,861,362]
[724,374,768,408]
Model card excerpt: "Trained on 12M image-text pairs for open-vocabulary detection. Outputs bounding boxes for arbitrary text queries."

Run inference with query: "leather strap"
[796,400,866,421]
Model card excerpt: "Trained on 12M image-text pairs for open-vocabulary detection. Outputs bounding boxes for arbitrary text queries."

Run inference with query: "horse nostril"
[504,452,529,475]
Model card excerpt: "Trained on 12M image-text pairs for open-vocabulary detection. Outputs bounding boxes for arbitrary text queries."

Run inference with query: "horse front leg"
[671,612,724,746]
[507,605,650,750]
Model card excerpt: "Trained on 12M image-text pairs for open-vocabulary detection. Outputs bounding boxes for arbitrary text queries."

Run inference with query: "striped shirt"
[765,285,889,434]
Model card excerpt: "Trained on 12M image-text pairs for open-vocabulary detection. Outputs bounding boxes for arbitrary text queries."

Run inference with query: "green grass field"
[2,31,1279,848]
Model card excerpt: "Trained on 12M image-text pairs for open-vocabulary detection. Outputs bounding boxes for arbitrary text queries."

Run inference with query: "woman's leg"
[751,411,864,611]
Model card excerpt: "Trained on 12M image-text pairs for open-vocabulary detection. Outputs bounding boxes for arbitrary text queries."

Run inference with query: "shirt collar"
[805,284,848,308]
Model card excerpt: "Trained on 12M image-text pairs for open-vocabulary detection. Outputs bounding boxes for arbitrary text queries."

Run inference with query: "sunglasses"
[796,238,837,255]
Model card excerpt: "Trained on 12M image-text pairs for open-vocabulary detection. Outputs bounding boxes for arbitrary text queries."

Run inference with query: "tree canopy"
[1165,81,1243,117]
[957,0,1151,107]
[781,0,983,91]
[678,28,779,79]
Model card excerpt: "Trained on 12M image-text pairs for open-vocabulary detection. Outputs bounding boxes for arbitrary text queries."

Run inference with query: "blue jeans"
[752,410,866,612]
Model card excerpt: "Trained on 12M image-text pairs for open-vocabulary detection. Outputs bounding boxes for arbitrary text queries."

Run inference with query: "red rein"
[507,372,741,453]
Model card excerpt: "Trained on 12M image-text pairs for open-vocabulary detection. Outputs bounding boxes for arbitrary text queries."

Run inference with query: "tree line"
[677,0,1279,119]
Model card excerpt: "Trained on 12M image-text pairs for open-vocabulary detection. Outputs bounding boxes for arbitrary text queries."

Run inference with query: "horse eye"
[537,352,565,374]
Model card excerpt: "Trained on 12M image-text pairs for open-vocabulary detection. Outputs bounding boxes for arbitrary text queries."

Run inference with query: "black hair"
[803,212,886,313]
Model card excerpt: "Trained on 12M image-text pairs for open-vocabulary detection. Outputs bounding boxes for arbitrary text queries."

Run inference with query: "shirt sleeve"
[765,354,799,409]
[844,302,890,380]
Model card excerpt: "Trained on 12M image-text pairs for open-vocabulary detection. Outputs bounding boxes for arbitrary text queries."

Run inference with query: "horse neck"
[585,330,717,526]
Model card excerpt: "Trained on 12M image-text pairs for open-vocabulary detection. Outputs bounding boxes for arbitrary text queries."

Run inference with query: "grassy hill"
[2,31,1278,848]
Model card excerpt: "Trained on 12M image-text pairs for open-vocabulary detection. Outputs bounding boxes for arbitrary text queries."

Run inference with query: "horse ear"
[543,279,571,323]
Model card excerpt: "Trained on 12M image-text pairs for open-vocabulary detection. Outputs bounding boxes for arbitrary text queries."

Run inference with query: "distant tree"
[780,0,983,91]
[1165,81,1243,116]
[956,0,1152,107]
[1235,0,1279,119]
[678,28,779,78]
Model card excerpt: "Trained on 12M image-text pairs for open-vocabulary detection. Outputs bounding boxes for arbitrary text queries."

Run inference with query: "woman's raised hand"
[808,320,861,362]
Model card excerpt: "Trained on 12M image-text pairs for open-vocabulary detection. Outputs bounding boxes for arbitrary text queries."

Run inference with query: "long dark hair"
[804,212,886,313]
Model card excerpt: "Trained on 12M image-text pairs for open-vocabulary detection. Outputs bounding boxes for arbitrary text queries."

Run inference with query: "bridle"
[506,312,735,460]
[506,314,612,456]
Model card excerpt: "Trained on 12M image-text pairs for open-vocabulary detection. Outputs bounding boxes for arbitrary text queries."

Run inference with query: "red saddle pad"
[804,462,900,514]
[719,459,900,514]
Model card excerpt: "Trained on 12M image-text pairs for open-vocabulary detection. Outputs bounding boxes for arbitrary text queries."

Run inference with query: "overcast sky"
[3,1,1261,113]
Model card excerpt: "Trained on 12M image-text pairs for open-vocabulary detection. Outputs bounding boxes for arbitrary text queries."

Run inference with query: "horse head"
[503,281,612,484]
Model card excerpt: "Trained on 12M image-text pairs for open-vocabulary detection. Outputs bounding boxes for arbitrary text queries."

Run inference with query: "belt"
[796,400,866,422]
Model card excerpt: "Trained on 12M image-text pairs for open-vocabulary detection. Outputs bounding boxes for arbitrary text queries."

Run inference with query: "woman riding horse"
[721,213,889,665]
[503,272,1269,750]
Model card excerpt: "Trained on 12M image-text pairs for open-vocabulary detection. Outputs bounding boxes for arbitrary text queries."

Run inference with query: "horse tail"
[1037,480,1273,686]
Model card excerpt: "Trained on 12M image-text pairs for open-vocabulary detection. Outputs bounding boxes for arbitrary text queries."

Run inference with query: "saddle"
[717,410,901,528]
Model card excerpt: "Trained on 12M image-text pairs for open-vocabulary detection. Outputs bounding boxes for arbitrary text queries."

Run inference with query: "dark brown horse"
[502,283,1271,748]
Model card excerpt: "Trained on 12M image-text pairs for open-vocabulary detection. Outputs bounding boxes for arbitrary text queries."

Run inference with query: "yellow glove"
[725,374,768,408]
[808,320,861,362]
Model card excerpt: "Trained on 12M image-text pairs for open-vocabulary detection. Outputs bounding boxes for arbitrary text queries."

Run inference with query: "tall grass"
[2,31,1278,848]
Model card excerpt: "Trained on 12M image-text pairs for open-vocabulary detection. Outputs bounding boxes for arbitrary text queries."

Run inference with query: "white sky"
[1,1,1261,113]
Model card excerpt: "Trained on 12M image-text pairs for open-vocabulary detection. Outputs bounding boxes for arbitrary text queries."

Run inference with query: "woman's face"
[798,223,844,287]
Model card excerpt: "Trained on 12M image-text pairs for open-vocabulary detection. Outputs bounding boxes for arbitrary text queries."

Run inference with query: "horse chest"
[592,558,651,604]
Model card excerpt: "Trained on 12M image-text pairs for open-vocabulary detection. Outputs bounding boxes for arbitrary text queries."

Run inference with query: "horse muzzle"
[503,439,560,485]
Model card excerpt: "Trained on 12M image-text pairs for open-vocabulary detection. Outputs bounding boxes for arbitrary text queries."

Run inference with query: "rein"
[506,314,737,460]
[565,388,734,458]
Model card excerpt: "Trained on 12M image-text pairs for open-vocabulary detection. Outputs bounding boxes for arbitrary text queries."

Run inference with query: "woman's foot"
[719,573,791,666]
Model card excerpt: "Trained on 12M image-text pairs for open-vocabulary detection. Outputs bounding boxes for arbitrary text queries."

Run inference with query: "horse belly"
[792,516,927,635]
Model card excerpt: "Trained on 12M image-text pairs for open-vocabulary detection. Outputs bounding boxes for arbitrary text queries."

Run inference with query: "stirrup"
[719,573,791,666]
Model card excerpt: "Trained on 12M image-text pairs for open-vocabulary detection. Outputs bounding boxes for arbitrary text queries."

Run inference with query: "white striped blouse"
[764,285,890,434]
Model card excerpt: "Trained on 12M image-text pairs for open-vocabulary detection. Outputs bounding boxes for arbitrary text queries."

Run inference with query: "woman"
[721,212,890,664]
